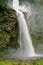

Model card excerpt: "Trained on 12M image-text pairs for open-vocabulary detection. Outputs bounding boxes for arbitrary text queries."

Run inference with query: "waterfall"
[8,0,43,59]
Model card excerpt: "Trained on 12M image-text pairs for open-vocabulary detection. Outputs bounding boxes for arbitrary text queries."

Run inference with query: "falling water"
[8,0,43,59]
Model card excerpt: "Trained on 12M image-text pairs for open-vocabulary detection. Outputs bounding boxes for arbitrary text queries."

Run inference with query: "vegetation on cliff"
[0,0,19,50]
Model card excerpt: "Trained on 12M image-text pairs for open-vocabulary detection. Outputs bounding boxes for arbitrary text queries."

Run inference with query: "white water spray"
[8,0,43,59]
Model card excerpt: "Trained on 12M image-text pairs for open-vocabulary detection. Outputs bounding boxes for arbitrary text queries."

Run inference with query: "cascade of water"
[13,0,35,56]
[8,0,43,59]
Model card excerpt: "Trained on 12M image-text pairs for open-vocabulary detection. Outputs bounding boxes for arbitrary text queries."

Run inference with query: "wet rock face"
[28,0,43,3]
[35,0,43,4]
[28,0,34,2]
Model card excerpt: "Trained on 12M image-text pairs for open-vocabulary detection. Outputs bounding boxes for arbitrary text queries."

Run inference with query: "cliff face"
[0,1,19,50]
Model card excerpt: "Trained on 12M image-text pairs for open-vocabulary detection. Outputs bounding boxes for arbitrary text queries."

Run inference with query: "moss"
[33,60,43,65]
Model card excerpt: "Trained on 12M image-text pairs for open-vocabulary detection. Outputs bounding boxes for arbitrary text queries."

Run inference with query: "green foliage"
[0,0,19,50]
[0,62,30,65]
[0,60,43,65]
[31,31,43,44]
[33,60,43,65]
